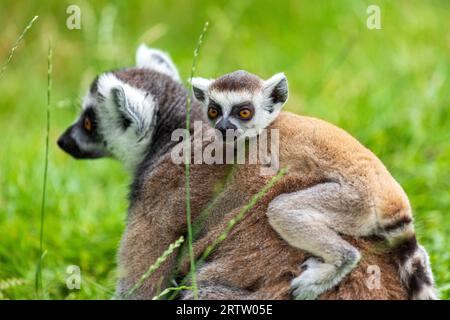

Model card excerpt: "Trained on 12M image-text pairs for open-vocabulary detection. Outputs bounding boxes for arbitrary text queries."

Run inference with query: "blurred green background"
[0,0,449,299]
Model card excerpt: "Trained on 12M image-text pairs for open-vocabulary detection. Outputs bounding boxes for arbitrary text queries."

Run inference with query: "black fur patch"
[390,235,435,298]
[82,107,101,141]
[408,260,433,298]
[193,87,205,102]
[121,113,132,130]
[111,87,126,109]
[270,78,288,104]
[231,102,254,121]
[263,105,274,113]
[208,99,221,109]
[384,216,413,232]
[97,92,106,103]
[392,235,418,264]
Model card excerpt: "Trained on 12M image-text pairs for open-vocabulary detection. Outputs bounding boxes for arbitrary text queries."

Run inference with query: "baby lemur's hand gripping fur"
[191,70,437,300]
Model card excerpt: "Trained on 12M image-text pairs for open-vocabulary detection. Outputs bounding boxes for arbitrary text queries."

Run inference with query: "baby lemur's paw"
[292,252,361,300]
[292,257,337,300]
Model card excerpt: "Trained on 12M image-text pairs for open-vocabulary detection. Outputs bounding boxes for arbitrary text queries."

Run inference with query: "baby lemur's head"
[192,70,288,140]
[57,44,185,171]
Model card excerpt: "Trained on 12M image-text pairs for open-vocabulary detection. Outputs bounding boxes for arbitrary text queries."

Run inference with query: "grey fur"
[210,70,263,92]
[267,182,363,299]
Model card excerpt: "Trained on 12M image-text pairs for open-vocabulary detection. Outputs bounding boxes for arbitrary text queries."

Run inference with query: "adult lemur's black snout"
[57,127,104,159]
[57,128,82,158]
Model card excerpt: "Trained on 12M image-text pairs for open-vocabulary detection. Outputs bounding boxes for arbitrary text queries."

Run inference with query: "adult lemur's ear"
[110,85,155,137]
[135,44,181,82]
[191,77,213,103]
[263,73,288,113]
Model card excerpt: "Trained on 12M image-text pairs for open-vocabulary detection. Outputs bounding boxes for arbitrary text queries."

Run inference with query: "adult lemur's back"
[118,124,410,300]
[176,116,411,299]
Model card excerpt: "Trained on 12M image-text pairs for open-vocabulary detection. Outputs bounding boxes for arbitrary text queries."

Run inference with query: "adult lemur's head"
[57,45,185,171]
[191,70,288,141]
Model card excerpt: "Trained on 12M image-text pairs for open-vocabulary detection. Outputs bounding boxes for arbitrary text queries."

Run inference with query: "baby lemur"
[57,45,433,299]
[191,70,437,300]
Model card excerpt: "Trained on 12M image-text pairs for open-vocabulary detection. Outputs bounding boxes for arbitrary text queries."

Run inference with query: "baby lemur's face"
[192,70,288,141]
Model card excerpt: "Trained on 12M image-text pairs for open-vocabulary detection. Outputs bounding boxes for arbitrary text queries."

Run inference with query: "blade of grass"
[0,278,27,291]
[82,276,115,296]
[175,164,236,271]
[184,21,209,300]
[438,283,450,293]
[198,167,288,263]
[124,235,185,299]
[191,165,236,239]
[152,285,193,300]
[0,278,27,300]
[168,167,288,300]
[0,15,38,80]
[35,40,52,299]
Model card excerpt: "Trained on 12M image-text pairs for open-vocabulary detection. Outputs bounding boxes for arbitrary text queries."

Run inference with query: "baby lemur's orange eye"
[84,117,92,131]
[208,107,219,119]
[239,108,252,119]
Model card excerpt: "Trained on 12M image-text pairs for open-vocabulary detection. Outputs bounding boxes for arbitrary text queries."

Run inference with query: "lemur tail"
[382,221,438,300]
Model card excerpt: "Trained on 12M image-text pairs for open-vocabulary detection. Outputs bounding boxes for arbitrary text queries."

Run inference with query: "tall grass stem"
[35,40,52,299]
[199,168,288,263]
[169,167,288,299]
[184,21,209,300]
[0,16,38,80]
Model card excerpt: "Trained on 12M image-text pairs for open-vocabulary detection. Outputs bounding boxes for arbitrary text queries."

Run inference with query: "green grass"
[0,0,449,299]
[125,236,185,299]
[35,40,52,299]
[0,15,38,79]
[168,168,289,300]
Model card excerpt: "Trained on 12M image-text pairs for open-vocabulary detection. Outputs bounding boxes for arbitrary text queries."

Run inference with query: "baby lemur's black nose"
[216,118,237,140]
[217,127,227,137]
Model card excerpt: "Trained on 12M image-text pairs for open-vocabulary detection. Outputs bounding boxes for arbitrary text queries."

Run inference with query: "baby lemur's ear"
[191,77,213,103]
[110,85,155,137]
[135,44,180,82]
[263,72,288,113]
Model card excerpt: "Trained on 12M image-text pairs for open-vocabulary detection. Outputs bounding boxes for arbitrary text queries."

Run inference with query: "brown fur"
[210,70,263,93]
[117,112,409,299]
